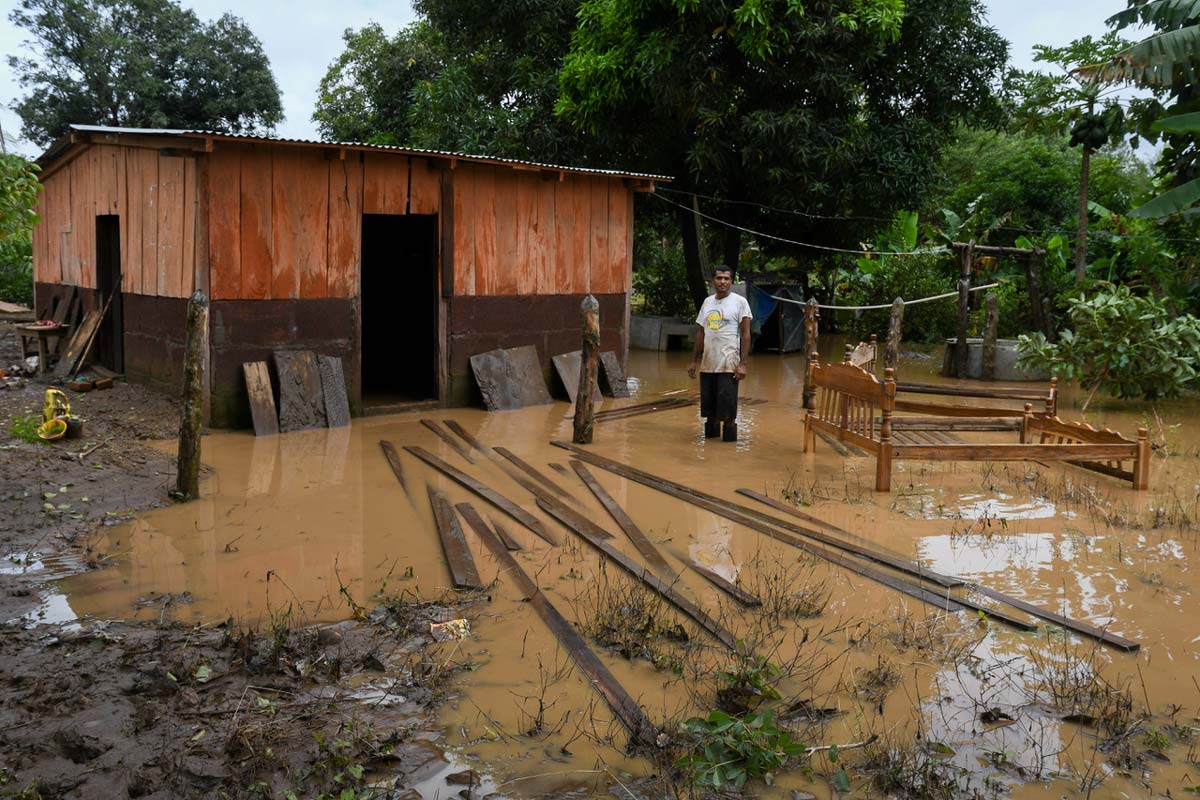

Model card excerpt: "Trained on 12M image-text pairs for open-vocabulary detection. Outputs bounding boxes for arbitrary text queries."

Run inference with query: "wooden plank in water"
[594,399,695,424]
[403,445,557,546]
[426,486,483,589]
[464,508,655,744]
[455,502,521,553]
[687,562,762,607]
[499,463,610,538]
[274,351,328,432]
[547,462,570,476]
[469,345,553,411]
[242,361,279,436]
[813,427,857,458]
[494,447,574,499]
[318,355,351,428]
[598,351,630,397]
[379,440,408,495]
[536,498,738,651]
[443,419,486,453]
[569,460,675,577]
[489,515,524,551]
[594,396,690,418]
[970,584,1138,651]
[421,419,476,463]
[552,350,603,404]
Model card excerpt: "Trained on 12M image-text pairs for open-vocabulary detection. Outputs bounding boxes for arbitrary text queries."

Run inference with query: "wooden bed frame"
[802,361,1150,492]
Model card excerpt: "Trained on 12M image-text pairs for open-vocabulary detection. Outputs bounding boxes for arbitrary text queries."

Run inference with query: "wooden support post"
[875,367,895,492]
[1020,402,1034,444]
[981,292,999,381]
[1047,377,1058,416]
[953,241,974,379]
[1134,427,1150,490]
[802,298,819,409]
[1026,254,1050,340]
[885,297,904,373]
[175,291,208,501]
[572,295,599,444]
[869,333,878,372]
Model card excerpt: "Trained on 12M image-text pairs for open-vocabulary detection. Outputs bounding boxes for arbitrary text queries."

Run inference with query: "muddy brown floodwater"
[40,344,1200,798]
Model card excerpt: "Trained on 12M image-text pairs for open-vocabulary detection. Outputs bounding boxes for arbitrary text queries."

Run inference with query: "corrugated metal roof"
[47,124,672,181]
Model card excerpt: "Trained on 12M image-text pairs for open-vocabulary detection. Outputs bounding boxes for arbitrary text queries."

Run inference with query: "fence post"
[885,297,904,372]
[803,298,819,410]
[573,295,600,444]
[953,241,974,378]
[175,290,208,501]
[876,367,896,492]
[981,292,999,381]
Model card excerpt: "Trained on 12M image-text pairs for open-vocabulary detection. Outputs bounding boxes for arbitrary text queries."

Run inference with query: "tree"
[8,0,283,147]
[1077,0,1200,218]
[0,154,40,306]
[1007,34,1132,280]
[555,0,1009,306]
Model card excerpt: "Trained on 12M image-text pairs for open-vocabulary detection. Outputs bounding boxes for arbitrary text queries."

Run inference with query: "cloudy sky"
[0,1,1132,158]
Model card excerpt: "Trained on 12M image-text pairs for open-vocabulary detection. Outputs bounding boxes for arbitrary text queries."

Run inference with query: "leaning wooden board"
[317,355,351,428]
[274,351,328,432]
[598,351,631,397]
[53,310,101,378]
[551,350,603,404]
[242,361,279,436]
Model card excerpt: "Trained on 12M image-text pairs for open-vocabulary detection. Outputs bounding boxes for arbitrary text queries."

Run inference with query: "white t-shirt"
[695,292,753,373]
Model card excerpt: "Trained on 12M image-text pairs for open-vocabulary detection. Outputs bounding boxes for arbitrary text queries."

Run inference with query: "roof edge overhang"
[37,125,671,185]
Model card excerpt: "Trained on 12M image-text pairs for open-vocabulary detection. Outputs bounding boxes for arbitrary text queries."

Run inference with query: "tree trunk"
[678,204,710,309]
[1075,144,1091,282]
[175,291,208,501]
[722,226,742,276]
[573,295,600,444]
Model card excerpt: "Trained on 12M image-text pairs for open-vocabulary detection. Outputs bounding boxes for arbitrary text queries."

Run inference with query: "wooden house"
[32,125,663,426]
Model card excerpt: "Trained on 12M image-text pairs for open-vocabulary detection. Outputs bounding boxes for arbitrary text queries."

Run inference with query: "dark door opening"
[95,215,123,374]
[361,213,439,404]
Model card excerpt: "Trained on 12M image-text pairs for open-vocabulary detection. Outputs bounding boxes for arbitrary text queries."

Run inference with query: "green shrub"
[0,237,33,307]
[1017,284,1200,409]
[633,238,693,318]
[839,252,960,344]
[677,708,806,790]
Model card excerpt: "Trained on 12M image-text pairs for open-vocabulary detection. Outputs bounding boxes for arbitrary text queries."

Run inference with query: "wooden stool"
[17,324,70,374]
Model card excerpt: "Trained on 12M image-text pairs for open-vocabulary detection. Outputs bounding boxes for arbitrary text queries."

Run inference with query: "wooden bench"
[803,362,1149,492]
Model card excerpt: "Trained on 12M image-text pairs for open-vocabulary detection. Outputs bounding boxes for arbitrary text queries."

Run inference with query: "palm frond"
[1076,25,1200,86]
[1107,0,1200,31]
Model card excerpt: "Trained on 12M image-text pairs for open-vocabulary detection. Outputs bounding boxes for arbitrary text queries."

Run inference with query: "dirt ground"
[0,321,494,800]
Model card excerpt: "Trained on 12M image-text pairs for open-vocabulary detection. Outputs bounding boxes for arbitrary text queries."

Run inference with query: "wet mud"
[7,340,1200,798]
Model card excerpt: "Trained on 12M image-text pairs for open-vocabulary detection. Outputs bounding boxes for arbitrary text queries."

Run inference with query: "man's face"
[713,271,732,297]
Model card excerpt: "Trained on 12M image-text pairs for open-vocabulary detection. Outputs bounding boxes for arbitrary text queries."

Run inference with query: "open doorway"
[360,213,439,405]
[95,215,123,373]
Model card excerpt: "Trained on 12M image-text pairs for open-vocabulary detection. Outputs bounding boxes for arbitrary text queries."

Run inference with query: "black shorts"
[699,372,739,420]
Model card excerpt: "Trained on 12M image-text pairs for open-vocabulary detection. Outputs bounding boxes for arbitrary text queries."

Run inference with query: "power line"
[650,192,951,257]
[654,185,1200,247]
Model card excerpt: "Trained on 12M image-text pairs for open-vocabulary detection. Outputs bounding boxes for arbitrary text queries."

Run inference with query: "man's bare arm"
[688,325,705,379]
[737,317,751,380]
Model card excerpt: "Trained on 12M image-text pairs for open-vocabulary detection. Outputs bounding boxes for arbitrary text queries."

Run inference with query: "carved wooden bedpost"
[876,367,896,492]
[1046,377,1058,417]
[1021,402,1034,444]
[1134,427,1150,490]
[843,342,853,363]
[802,298,819,409]
[869,334,878,372]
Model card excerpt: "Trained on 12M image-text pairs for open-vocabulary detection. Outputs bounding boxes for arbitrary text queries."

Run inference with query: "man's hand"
[736,362,747,381]
[688,360,699,379]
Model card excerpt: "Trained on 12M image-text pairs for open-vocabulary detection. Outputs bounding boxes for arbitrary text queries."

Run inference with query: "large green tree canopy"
[8,0,283,147]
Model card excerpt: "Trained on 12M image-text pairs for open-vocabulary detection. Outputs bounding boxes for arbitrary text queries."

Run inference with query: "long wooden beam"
[421,419,476,463]
[465,507,656,744]
[896,381,1050,401]
[686,562,762,607]
[456,502,521,552]
[379,441,408,495]
[736,490,1140,651]
[569,460,675,578]
[443,419,487,453]
[552,444,979,615]
[402,444,558,546]
[494,446,576,500]
[891,443,1137,462]
[426,486,483,590]
[536,498,740,651]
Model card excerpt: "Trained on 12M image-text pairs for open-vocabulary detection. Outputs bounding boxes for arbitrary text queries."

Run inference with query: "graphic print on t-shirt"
[705,309,723,330]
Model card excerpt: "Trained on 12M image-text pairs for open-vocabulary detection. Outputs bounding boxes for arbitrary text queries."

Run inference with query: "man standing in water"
[688,266,753,441]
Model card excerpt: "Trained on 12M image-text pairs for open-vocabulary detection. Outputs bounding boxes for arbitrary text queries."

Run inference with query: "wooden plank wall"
[452,165,630,297]
[33,143,198,298]
[34,141,635,303]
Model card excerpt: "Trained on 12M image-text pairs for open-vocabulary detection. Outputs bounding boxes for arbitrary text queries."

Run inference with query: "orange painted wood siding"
[450,169,629,297]
[33,142,636,303]
[32,144,196,297]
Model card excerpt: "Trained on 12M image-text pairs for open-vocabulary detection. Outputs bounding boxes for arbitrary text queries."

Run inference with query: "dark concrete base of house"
[34,284,628,428]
